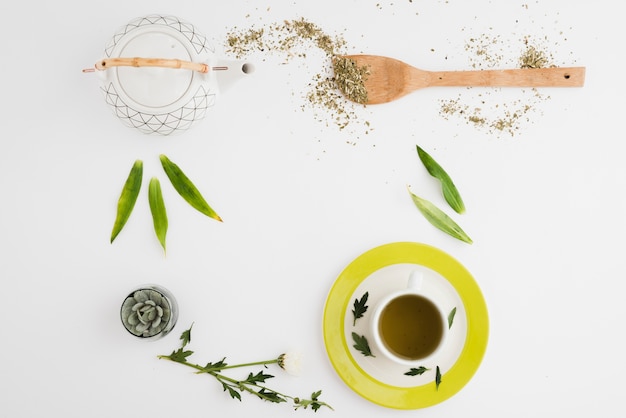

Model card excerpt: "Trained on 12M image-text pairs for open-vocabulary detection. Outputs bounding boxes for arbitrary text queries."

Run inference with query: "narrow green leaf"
[448,307,457,329]
[404,366,430,376]
[416,145,465,214]
[435,366,442,390]
[110,160,143,243]
[159,154,222,222]
[351,332,375,357]
[407,186,473,244]
[148,177,168,252]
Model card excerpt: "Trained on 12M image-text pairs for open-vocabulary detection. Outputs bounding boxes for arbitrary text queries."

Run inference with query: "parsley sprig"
[158,325,333,412]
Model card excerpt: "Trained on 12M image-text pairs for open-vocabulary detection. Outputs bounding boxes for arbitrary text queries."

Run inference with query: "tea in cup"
[370,271,447,364]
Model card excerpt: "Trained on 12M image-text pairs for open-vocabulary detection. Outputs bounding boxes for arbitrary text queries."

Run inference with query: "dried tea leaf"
[110,160,143,243]
[407,187,472,244]
[416,145,465,214]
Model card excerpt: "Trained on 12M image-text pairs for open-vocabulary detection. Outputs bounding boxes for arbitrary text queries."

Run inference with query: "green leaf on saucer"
[351,332,375,357]
[404,366,430,376]
[436,366,442,390]
[352,292,369,326]
[448,307,457,329]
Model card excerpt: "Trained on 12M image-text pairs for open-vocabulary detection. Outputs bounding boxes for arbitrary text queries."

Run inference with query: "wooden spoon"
[342,54,586,104]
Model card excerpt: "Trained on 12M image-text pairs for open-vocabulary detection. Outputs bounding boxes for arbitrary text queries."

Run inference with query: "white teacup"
[370,270,448,365]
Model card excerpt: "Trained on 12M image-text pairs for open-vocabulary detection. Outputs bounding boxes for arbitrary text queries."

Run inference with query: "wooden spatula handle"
[428,67,585,88]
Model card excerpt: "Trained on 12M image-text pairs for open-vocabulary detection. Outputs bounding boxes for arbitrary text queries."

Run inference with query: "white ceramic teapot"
[86,15,254,135]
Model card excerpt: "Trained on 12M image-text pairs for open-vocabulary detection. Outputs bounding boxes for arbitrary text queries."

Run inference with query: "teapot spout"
[212,59,255,93]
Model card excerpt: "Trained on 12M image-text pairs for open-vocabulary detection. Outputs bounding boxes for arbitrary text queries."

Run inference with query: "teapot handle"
[84,57,212,73]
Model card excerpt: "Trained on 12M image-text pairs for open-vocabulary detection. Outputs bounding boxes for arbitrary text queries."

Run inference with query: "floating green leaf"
[352,332,375,357]
[404,366,430,376]
[159,154,222,222]
[352,292,369,326]
[110,160,143,243]
[448,307,457,329]
[416,145,465,214]
[148,177,168,252]
[407,186,472,244]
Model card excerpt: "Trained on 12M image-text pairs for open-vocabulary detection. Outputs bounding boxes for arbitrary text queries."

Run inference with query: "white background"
[1,1,623,417]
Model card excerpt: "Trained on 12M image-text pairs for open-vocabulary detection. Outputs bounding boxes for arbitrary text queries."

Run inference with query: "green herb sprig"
[351,292,369,326]
[404,366,430,376]
[435,366,442,390]
[351,332,375,357]
[407,186,473,244]
[416,145,465,214]
[158,326,333,412]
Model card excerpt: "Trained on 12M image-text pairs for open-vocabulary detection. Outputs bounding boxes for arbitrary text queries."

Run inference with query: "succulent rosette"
[121,288,173,337]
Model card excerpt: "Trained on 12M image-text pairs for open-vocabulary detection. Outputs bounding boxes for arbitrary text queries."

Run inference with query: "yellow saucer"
[323,242,489,409]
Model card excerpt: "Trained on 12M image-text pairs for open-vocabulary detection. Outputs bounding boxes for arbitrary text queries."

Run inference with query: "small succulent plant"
[121,289,172,337]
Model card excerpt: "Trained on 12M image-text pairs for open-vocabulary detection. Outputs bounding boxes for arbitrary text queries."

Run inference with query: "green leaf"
[352,332,375,357]
[261,389,287,403]
[448,307,457,329]
[168,348,194,363]
[435,366,442,390]
[180,324,193,348]
[416,145,465,214]
[256,388,286,404]
[159,154,222,222]
[110,160,143,243]
[352,291,369,326]
[244,371,274,384]
[404,366,430,376]
[148,177,168,252]
[204,358,228,371]
[222,383,242,401]
[407,186,473,244]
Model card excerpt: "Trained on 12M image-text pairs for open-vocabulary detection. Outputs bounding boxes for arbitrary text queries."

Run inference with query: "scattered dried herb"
[438,29,573,136]
[110,160,143,243]
[331,56,370,105]
[407,186,472,244]
[225,18,371,135]
[351,292,369,326]
[416,145,465,214]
